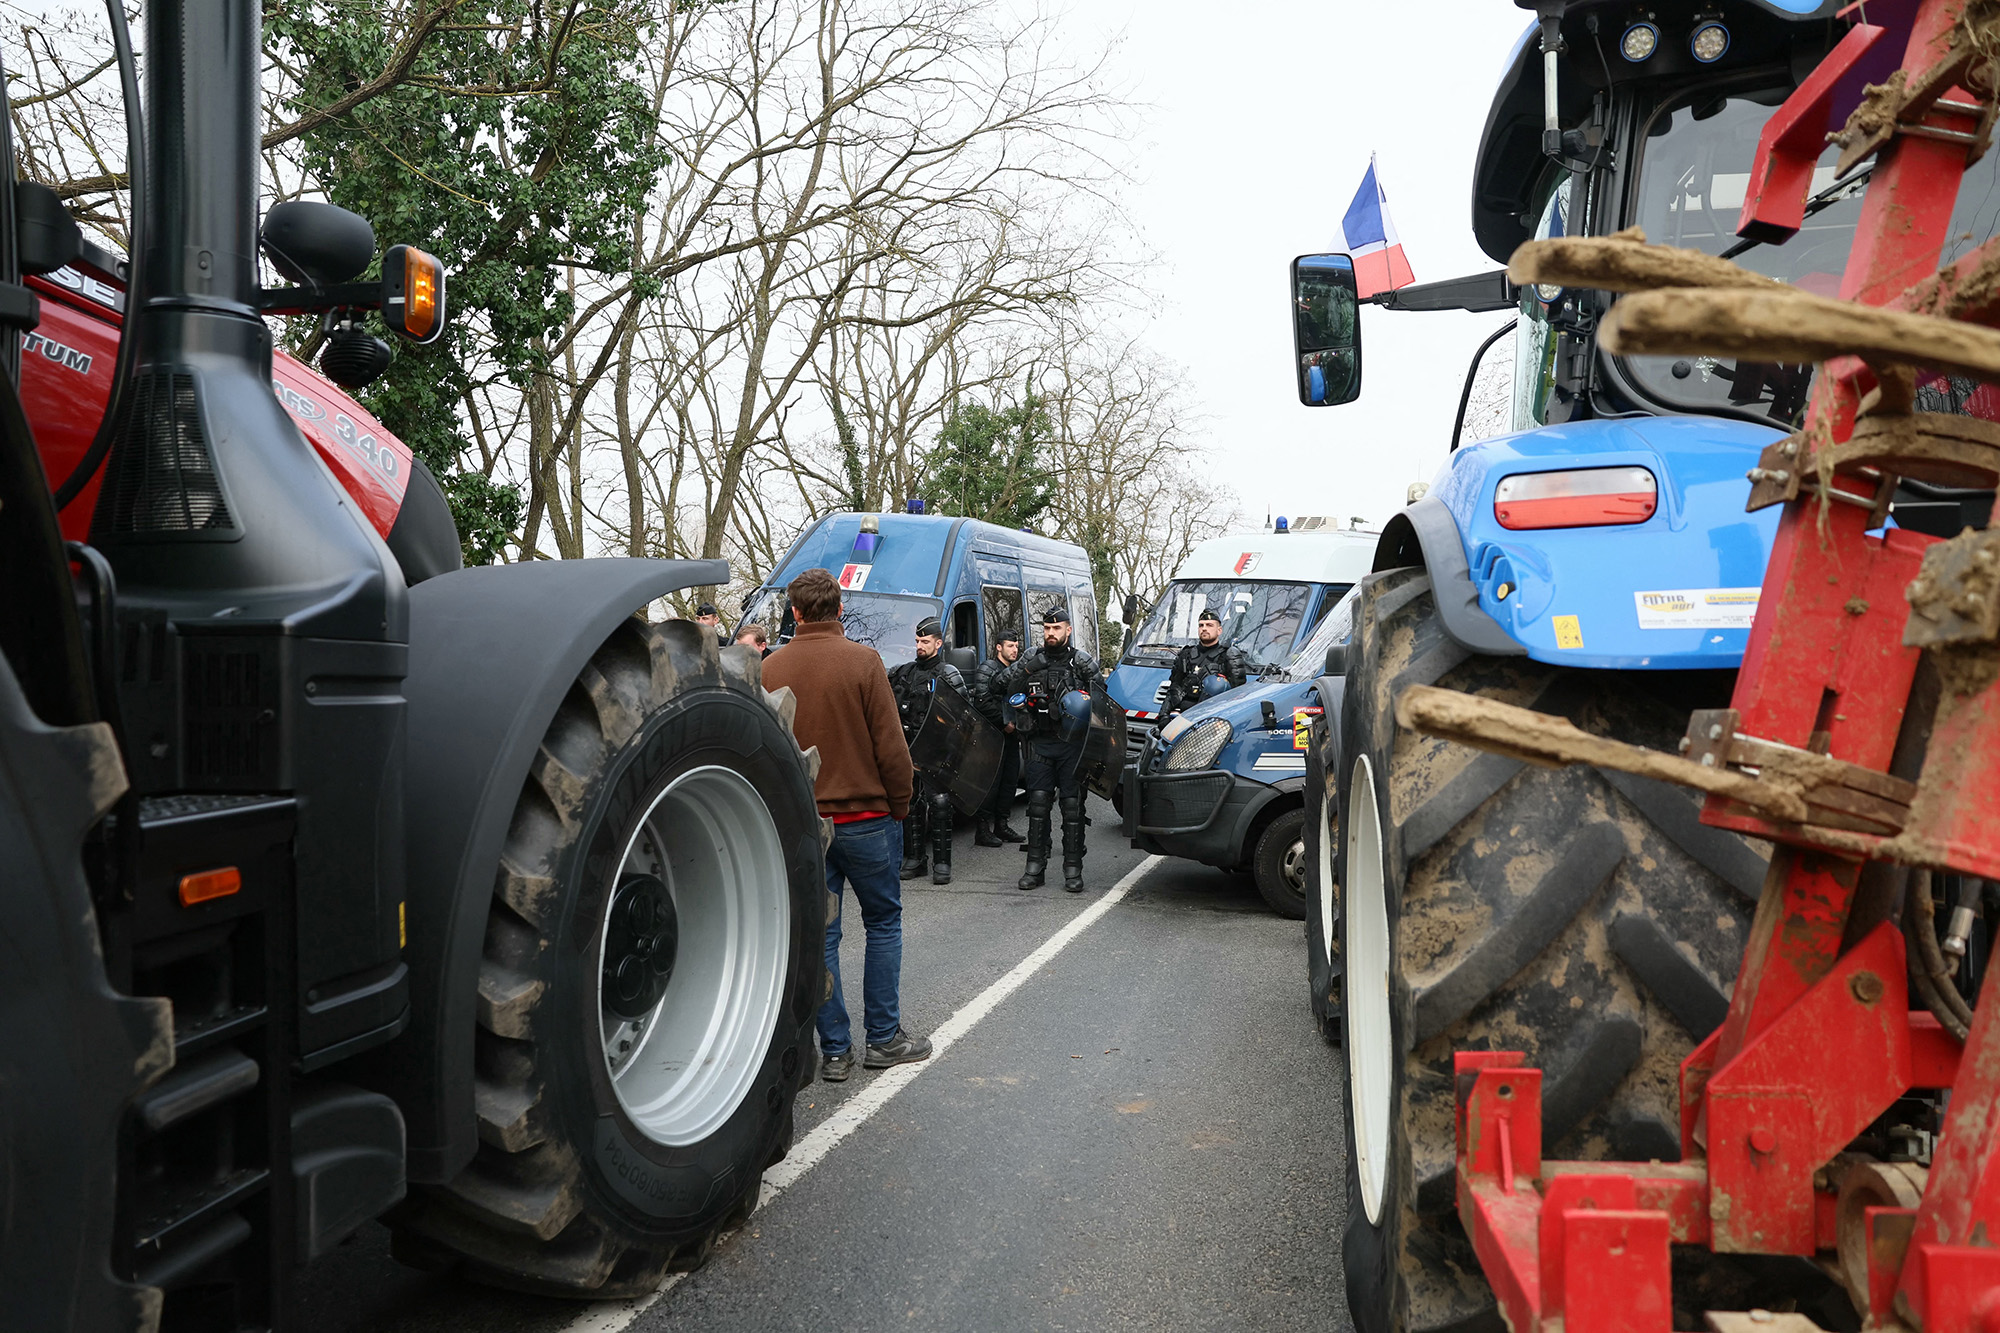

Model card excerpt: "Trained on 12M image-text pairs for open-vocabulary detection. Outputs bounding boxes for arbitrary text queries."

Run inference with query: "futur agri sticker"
[1634,587,1760,630]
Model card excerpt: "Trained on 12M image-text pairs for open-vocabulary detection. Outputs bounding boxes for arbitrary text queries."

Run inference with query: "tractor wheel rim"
[1347,754,1393,1226]
[599,764,790,1147]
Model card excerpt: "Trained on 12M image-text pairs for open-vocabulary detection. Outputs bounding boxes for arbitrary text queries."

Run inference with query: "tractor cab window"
[1512,175,1568,433]
[1622,92,2000,422]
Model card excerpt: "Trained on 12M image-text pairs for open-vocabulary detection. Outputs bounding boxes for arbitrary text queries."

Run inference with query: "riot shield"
[1079,683,1129,800]
[907,682,1005,814]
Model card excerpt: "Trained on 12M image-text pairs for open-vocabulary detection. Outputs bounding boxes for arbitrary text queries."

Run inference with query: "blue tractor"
[1297,3,2000,1330]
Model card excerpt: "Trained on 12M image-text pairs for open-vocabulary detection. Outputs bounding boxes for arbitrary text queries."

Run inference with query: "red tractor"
[0,3,826,1329]
[1379,0,2000,1327]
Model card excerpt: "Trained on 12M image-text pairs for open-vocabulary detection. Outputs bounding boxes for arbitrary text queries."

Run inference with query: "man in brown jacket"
[762,568,933,1081]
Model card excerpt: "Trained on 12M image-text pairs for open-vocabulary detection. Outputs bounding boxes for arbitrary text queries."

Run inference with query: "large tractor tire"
[0,662,173,1332]
[1302,713,1341,1044]
[1335,568,1788,1333]
[394,620,825,1297]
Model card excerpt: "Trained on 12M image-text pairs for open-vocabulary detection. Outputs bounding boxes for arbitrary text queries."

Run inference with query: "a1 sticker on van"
[838,563,872,591]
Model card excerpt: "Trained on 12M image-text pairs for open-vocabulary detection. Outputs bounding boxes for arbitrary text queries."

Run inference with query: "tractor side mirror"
[15,182,81,277]
[1290,253,1362,407]
[261,201,375,286]
[1323,641,1349,677]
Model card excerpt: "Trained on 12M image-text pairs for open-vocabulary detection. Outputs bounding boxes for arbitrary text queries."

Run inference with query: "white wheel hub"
[1346,754,1393,1226]
[599,764,790,1147]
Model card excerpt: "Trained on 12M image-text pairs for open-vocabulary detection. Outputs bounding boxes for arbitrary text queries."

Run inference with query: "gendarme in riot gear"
[993,605,1101,892]
[1162,607,1249,716]
[887,615,966,884]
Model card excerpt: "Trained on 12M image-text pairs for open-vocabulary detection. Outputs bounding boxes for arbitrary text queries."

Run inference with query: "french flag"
[1337,158,1416,299]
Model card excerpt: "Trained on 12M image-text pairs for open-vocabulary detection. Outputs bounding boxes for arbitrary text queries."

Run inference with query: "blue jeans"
[820,816,905,1053]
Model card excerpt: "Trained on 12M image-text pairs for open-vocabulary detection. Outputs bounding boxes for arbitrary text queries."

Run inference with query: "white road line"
[560,854,1163,1333]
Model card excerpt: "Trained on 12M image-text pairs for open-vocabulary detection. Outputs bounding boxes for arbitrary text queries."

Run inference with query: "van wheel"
[1302,713,1340,1043]
[1252,805,1308,919]
[392,621,824,1298]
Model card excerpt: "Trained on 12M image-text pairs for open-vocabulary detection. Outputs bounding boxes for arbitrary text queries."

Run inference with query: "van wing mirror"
[1290,254,1362,407]
[1121,592,1139,625]
[1323,641,1350,676]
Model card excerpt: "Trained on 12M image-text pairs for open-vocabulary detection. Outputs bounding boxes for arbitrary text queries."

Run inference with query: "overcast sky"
[1069,0,1537,530]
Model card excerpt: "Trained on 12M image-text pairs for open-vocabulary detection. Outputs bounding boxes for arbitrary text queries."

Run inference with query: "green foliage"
[925,381,1057,530]
[269,0,670,562]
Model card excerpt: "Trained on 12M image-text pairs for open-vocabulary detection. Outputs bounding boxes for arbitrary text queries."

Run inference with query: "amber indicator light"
[179,867,241,907]
[404,248,440,340]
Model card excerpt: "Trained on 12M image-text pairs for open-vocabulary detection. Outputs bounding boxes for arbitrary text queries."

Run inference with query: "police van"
[1122,585,1359,919]
[1108,519,1376,758]
[739,506,1101,676]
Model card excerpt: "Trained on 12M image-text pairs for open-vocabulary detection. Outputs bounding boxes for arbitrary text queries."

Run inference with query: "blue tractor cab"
[740,510,1099,674]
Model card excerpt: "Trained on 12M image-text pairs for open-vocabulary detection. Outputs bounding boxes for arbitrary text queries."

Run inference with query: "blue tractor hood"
[1433,415,1784,670]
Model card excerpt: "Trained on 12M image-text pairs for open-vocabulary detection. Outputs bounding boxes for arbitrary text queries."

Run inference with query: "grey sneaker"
[820,1047,855,1082]
[863,1029,933,1069]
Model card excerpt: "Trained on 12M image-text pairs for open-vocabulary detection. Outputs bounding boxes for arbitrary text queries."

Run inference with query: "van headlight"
[1163,717,1232,771]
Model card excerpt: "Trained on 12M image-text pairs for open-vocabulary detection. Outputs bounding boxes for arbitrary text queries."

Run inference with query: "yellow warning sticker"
[1292,705,1322,751]
[1552,615,1584,649]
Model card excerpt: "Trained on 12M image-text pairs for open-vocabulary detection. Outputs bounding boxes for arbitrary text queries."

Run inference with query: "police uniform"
[970,637,1024,846]
[886,617,967,884]
[1162,610,1249,715]
[993,607,1100,892]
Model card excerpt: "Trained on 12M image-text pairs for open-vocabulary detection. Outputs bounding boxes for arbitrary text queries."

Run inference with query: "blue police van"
[739,509,1100,676]
[1107,522,1377,761]
[1122,586,1357,919]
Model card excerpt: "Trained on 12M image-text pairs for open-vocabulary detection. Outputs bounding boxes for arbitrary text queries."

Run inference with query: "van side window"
[1068,580,1099,659]
[981,584,1024,645]
[1026,584,1067,632]
[951,599,980,651]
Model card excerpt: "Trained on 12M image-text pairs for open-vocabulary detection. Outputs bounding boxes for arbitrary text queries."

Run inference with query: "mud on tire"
[1336,568,1782,1333]
[393,619,824,1298]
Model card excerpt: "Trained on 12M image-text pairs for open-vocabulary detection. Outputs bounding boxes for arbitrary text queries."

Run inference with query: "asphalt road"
[296,794,1352,1332]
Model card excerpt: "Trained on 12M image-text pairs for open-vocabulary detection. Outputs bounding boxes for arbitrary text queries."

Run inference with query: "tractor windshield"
[1622,90,2000,421]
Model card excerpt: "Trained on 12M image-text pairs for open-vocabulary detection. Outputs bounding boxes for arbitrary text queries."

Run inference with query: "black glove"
[1019,652,1048,675]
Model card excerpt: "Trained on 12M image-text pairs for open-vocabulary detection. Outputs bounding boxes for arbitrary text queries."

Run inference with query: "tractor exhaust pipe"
[89,0,411,1071]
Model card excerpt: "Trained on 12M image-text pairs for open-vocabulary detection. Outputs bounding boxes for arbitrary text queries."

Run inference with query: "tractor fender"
[1309,672,1347,784]
[363,556,727,1184]
[1372,496,1524,657]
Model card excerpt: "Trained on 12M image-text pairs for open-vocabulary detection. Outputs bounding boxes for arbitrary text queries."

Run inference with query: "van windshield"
[1126,581,1313,672]
[737,588,941,666]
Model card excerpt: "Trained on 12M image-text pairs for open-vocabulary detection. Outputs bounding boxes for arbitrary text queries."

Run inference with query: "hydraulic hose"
[1905,869,1974,1042]
[51,0,147,512]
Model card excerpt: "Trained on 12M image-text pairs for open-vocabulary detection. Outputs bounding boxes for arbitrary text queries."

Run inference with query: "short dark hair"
[736,622,769,646]
[788,568,842,622]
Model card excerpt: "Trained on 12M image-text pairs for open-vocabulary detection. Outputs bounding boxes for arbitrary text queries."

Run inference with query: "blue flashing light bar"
[853,513,881,564]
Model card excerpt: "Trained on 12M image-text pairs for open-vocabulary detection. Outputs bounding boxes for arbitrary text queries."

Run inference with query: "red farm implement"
[1396,2,2000,1328]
